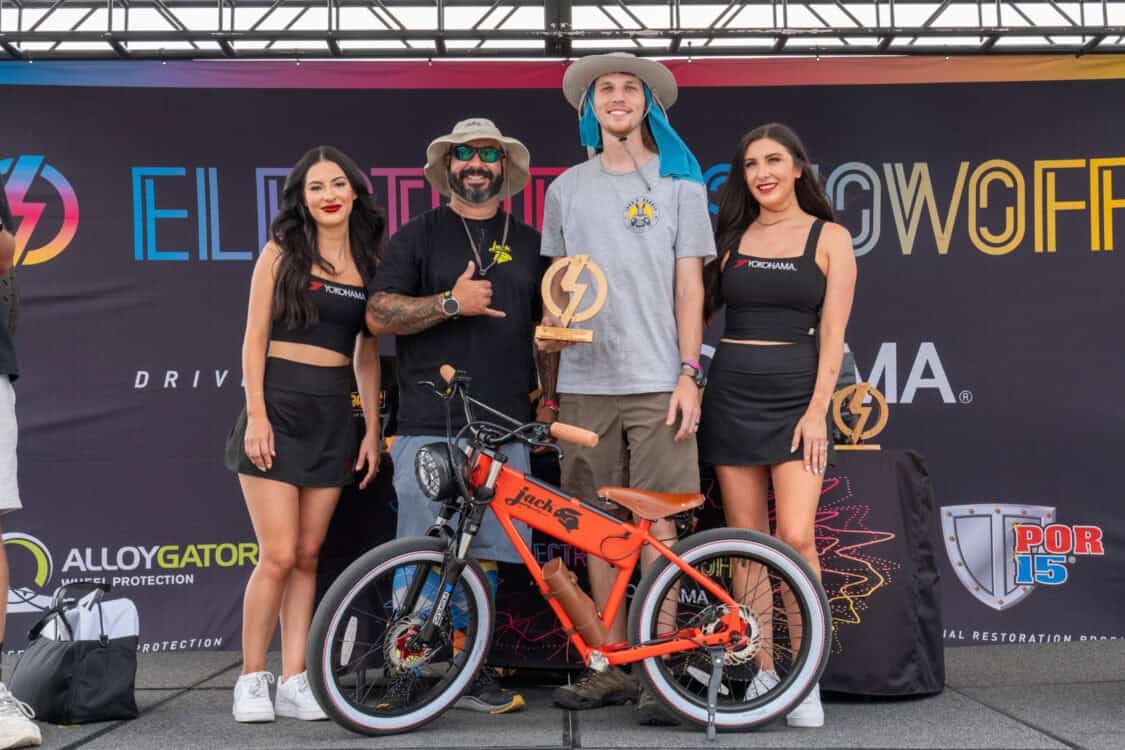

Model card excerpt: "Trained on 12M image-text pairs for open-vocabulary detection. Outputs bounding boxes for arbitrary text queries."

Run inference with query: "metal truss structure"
[0,0,1123,60]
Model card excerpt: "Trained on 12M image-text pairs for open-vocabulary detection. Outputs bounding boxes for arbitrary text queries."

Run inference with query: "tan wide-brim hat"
[562,52,679,111]
[424,117,531,199]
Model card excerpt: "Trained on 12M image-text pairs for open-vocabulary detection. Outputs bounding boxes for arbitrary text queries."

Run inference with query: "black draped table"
[317,448,945,697]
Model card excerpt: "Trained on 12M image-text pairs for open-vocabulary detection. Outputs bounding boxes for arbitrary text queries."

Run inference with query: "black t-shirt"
[0,184,17,380]
[371,206,546,435]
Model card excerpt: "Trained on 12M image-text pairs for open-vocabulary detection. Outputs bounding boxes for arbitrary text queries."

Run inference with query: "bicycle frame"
[467,450,748,668]
[309,374,827,738]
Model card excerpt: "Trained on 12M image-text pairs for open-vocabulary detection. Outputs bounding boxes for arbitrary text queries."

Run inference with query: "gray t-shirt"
[541,155,717,395]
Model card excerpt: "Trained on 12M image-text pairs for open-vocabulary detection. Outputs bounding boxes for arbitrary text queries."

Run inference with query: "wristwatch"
[441,290,461,318]
[680,361,706,389]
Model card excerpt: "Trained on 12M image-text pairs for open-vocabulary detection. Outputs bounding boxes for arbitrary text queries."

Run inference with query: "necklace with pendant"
[460,211,511,276]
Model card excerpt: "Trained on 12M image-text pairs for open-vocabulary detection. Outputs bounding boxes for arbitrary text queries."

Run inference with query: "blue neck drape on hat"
[578,83,704,184]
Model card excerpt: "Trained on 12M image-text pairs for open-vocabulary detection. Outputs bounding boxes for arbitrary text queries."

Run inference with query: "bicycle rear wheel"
[307,537,493,736]
[629,528,830,731]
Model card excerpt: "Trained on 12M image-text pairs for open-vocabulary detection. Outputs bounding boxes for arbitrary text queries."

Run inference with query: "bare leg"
[279,486,341,680]
[770,460,823,668]
[240,475,300,675]
[644,517,680,639]
[715,465,773,669]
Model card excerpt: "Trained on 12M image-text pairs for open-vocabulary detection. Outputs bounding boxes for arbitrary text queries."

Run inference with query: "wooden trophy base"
[535,325,593,344]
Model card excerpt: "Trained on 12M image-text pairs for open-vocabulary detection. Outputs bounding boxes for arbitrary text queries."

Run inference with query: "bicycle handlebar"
[438,364,599,449]
[549,421,599,448]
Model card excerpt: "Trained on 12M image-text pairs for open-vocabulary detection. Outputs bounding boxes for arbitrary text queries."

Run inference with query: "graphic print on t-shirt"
[624,196,660,233]
[487,240,513,265]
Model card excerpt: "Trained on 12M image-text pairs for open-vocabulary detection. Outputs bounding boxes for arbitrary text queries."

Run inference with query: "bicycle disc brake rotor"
[694,604,762,665]
[384,615,437,670]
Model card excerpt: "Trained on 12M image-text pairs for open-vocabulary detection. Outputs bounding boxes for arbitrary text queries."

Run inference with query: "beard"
[598,107,644,140]
[448,166,504,204]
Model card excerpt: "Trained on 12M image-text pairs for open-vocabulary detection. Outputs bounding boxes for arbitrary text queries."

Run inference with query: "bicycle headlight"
[414,442,460,500]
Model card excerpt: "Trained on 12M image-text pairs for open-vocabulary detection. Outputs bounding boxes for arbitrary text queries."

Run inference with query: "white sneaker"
[275,672,328,721]
[233,671,276,723]
[744,667,780,700]
[0,682,41,749]
[786,682,824,728]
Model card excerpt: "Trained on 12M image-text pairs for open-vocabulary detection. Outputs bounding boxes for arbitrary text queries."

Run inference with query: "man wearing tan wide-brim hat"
[422,117,531,200]
[367,117,554,715]
[538,53,716,725]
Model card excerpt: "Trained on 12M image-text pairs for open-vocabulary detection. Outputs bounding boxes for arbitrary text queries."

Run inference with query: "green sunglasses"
[450,144,505,163]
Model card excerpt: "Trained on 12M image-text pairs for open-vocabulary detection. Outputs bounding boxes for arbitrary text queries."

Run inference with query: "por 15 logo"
[1013,523,1104,585]
[0,155,80,266]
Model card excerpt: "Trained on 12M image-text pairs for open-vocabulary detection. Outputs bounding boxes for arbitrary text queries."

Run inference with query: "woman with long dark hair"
[224,146,385,723]
[699,124,856,728]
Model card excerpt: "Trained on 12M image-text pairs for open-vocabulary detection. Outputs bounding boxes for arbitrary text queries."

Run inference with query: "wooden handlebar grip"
[549,422,599,448]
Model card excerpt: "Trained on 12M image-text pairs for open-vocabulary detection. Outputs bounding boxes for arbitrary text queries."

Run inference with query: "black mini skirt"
[224,357,358,487]
[699,339,832,467]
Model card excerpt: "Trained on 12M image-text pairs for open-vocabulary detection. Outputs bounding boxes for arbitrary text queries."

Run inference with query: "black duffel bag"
[9,582,139,724]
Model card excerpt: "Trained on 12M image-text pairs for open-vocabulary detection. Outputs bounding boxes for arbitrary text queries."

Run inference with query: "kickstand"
[705,647,724,741]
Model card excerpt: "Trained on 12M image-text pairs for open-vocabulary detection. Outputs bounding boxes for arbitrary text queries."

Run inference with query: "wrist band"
[541,399,560,413]
[681,359,702,372]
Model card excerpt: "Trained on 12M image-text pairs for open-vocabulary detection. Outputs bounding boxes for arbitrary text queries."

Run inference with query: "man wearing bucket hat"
[538,53,716,725]
[367,117,556,715]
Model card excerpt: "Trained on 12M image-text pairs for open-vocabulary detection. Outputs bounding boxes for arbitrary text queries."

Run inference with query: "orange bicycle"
[308,366,830,737]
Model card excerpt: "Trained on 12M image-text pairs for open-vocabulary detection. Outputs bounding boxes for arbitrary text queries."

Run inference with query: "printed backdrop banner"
[1,56,1123,657]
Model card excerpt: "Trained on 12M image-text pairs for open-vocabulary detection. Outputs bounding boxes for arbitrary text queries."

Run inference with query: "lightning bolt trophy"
[830,382,890,450]
[535,254,608,344]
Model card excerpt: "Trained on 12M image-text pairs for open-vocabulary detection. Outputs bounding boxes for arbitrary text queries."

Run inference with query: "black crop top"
[270,275,370,356]
[721,219,827,342]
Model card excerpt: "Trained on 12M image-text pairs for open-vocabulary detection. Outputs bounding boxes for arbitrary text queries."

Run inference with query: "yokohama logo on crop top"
[309,281,365,301]
[734,258,798,272]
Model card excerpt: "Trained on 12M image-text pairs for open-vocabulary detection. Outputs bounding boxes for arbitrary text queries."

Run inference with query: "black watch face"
[442,297,459,316]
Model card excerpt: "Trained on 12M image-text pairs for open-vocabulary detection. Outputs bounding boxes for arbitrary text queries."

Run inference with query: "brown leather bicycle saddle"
[596,487,705,521]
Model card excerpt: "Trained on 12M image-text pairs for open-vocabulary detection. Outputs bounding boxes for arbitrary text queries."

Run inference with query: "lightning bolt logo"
[846,383,874,442]
[558,255,590,327]
[831,382,890,448]
[3,156,47,265]
[0,155,80,266]
[540,254,608,330]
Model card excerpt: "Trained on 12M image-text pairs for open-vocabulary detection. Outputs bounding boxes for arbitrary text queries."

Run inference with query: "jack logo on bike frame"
[553,508,581,533]
[505,486,582,533]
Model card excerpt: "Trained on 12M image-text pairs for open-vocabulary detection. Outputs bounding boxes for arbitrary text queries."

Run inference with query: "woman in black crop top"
[223,146,385,723]
[699,124,856,728]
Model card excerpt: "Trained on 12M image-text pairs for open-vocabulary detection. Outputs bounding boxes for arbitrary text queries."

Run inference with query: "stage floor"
[11,640,1123,750]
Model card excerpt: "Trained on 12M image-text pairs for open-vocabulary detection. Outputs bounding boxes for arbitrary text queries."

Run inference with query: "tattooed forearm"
[535,347,560,402]
[366,292,446,336]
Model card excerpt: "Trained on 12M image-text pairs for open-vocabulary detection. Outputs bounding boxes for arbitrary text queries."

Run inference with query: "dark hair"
[704,123,835,321]
[270,146,385,330]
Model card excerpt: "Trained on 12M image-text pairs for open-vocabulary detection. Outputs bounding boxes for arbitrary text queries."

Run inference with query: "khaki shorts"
[558,392,700,512]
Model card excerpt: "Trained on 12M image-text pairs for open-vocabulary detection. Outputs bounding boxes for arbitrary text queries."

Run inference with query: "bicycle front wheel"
[307,536,493,736]
[629,528,830,731]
